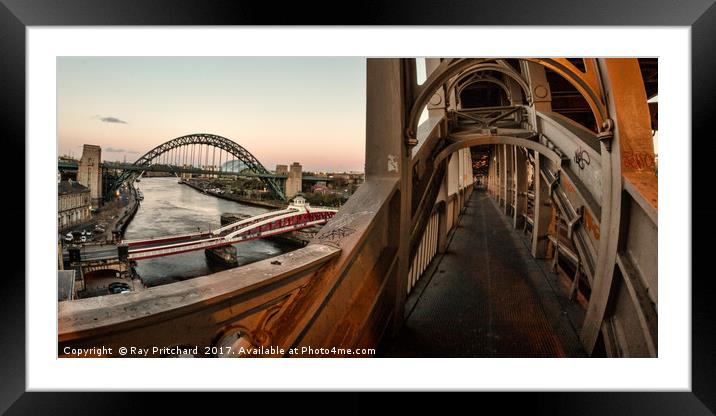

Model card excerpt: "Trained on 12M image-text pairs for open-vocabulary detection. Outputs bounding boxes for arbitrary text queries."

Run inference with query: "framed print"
[1,0,714,413]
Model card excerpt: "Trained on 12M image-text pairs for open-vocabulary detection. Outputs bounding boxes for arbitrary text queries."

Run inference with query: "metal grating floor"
[379,191,586,357]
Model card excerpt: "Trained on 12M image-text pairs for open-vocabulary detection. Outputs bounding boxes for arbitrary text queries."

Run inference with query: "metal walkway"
[380,190,586,357]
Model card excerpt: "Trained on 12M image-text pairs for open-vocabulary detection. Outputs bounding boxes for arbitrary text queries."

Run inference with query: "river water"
[124,177,296,287]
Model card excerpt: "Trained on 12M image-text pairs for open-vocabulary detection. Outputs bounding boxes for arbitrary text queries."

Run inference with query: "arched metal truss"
[110,133,285,200]
[455,74,513,106]
[446,62,531,108]
[406,58,610,145]
[435,134,565,167]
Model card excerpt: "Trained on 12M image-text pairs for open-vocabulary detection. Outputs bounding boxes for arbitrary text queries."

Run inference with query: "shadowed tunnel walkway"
[380,190,586,357]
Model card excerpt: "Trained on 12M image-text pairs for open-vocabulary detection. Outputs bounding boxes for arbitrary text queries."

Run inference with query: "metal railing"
[407,209,440,294]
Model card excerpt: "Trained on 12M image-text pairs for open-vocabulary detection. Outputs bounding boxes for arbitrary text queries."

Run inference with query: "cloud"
[105,147,139,154]
[95,115,128,124]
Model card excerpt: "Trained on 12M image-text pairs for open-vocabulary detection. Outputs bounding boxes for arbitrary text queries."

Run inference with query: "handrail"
[266,177,400,351]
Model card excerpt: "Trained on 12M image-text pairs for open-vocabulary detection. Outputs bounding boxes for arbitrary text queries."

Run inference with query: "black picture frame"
[1,0,713,413]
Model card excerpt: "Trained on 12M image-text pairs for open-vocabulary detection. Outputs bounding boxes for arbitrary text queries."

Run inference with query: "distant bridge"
[122,200,337,261]
[65,200,337,264]
[117,134,285,199]
[58,133,337,201]
[57,159,333,181]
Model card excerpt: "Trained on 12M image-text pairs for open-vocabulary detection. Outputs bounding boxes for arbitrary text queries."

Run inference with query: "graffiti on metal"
[317,226,356,246]
[623,151,656,171]
[573,148,591,170]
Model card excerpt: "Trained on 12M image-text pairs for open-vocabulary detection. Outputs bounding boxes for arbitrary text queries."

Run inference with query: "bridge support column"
[285,162,302,199]
[365,59,413,336]
[437,204,448,254]
[78,144,103,207]
[487,149,492,196]
[513,147,528,229]
[521,60,553,258]
[437,160,449,254]
[498,145,506,206]
[486,149,493,197]
[495,144,505,206]
[487,150,493,196]
[502,144,514,215]
[531,151,552,258]
[490,146,498,201]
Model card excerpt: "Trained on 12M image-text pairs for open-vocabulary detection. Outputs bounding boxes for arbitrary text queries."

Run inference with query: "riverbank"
[180,179,286,209]
[113,185,140,240]
[59,185,139,245]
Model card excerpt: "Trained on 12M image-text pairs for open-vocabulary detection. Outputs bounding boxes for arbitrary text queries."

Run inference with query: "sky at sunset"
[57,57,368,172]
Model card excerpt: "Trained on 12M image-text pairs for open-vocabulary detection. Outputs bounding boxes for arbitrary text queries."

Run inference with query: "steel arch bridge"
[109,133,285,200]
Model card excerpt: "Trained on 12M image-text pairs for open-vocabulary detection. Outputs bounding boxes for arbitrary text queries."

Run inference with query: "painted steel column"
[491,148,496,197]
[437,159,449,253]
[495,146,501,202]
[495,144,505,206]
[531,152,552,258]
[437,204,448,254]
[513,147,528,229]
[485,153,490,195]
[495,145,501,202]
[487,150,492,195]
[365,58,411,335]
[499,144,507,207]
[503,144,514,215]
[521,60,553,258]
[510,145,516,215]
[493,146,499,201]
[498,145,504,204]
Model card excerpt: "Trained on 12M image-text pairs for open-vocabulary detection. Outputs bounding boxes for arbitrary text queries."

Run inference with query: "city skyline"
[58,57,368,172]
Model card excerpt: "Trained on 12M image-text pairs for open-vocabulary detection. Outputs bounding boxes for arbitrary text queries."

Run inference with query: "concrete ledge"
[59,243,339,341]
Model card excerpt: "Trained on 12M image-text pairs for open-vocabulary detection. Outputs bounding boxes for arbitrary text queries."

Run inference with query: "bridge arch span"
[111,133,285,200]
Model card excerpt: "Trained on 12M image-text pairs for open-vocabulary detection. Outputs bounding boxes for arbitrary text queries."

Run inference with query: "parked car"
[108,282,132,294]
[80,236,87,243]
[64,233,73,243]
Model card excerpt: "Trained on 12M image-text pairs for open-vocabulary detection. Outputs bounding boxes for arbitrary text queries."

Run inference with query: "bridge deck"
[379,190,586,357]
